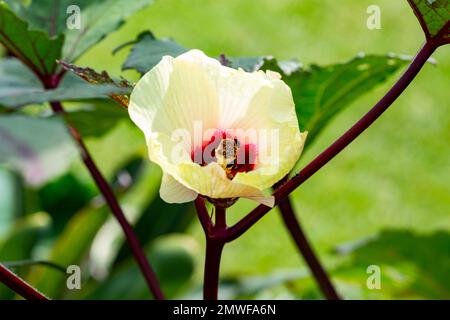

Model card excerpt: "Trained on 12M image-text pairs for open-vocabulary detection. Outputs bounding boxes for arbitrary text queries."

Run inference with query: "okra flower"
[129,50,306,207]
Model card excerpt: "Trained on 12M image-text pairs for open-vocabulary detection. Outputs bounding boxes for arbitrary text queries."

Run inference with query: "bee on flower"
[129,50,306,207]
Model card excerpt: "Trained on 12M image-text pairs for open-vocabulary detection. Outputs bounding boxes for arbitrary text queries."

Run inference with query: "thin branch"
[227,40,438,241]
[47,99,164,300]
[278,195,340,299]
[1,260,66,274]
[194,197,213,234]
[0,264,48,300]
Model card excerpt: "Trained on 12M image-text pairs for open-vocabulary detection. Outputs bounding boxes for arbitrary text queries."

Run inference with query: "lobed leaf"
[5,0,155,62]
[258,54,409,146]
[0,4,63,76]
[0,58,129,108]
[120,31,188,74]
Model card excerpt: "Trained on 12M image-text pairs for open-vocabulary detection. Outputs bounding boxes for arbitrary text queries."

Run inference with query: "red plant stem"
[47,98,164,300]
[227,40,438,241]
[202,204,227,300]
[272,177,339,299]
[195,197,212,233]
[278,196,340,299]
[203,239,225,300]
[0,264,48,300]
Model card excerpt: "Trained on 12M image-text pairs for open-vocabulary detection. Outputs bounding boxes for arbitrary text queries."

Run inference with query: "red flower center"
[191,130,257,179]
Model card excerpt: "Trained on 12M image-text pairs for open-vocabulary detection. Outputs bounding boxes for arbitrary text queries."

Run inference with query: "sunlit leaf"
[408,0,450,40]
[258,54,409,146]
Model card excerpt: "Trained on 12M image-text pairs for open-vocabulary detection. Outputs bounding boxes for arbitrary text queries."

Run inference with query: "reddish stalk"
[200,202,227,300]
[41,76,164,300]
[278,195,340,299]
[227,39,438,241]
[48,100,164,300]
[0,264,48,300]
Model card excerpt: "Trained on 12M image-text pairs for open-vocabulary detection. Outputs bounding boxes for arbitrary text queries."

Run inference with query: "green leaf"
[0,212,51,262]
[334,229,450,299]
[0,58,130,108]
[0,115,77,186]
[408,0,450,39]
[4,0,90,36]
[0,83,128,108]
[0,167,24,236]
[0,4,63,76]
[63,0,155,61]
[227,56,265,71]
[121,31,188,74]
[259,54,409,146]
[0,58,42,102]
[37,173,95,237]
[5,0,155,62]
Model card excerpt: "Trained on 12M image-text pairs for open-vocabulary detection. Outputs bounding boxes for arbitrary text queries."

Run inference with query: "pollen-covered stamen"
[215,138,240,179]
[191,130,257,180]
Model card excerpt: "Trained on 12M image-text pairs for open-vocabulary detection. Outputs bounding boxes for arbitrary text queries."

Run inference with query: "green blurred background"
[1,0,449,299]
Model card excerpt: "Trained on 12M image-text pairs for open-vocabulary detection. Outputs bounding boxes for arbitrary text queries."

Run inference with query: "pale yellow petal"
[129,49,306,206]
[159,173,198,203]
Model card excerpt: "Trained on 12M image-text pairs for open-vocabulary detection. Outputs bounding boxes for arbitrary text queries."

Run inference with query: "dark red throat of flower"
[191,130,257,179]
